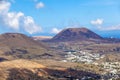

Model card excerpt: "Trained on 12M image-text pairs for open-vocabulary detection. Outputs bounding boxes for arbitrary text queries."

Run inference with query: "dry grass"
[33,59,103,74]
[0,59,102,80]
[0,59,46,80]
[0,59,45,69]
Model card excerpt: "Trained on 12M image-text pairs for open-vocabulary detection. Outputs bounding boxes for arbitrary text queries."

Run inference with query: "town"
[62,50,120,80]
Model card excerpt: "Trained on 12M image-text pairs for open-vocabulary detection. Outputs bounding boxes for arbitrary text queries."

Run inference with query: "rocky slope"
[51,28,103,42]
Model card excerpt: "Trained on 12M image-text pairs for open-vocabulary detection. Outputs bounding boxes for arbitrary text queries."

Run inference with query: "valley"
[0,28,120,80]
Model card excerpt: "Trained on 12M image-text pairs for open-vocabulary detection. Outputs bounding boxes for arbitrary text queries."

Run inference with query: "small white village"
[62,50,120,80]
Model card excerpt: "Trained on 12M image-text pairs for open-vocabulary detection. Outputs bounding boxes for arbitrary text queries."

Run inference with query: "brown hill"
[0,59,101,80]
[0,33,54,60]
[51,28,103,42]
[0,33,46,48]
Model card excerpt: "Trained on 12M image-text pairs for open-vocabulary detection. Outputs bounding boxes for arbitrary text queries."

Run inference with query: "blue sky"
[0,0,120,38]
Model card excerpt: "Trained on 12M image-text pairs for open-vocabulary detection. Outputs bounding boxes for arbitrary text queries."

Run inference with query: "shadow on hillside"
[0,57,8,62]
[6,68,46,80]
[6,68,101,80]
[44,68,101,80]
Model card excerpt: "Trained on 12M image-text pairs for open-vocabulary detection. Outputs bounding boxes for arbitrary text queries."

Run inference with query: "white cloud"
[91,19,103,25]
[51,28,61,34]
[23,16,42,34]
[90,18,120,31]
[0,1,10,14]
[4,12,24,30]
[0,1,42,34]
[36,2,44,9]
